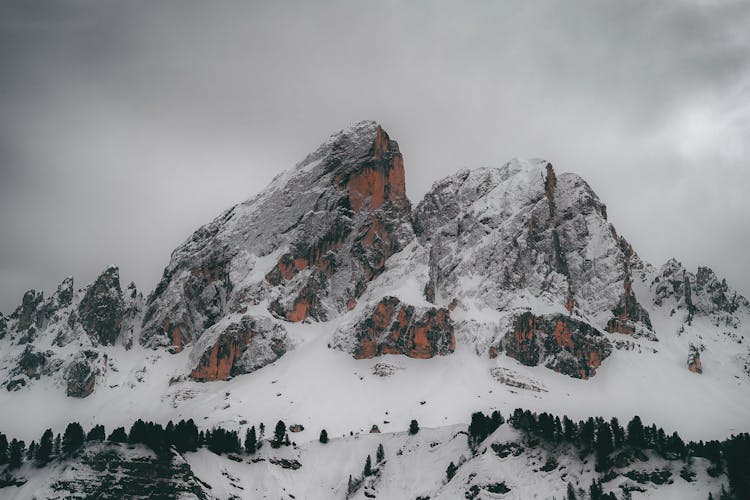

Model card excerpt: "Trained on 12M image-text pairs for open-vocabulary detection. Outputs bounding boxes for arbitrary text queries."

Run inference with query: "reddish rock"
[190,317,287,381]
[502,312,612,379]
[351,296,454,359]
[163,319,186,353]
[688,347,703,374]
[344,126,409,213]
[269,278,326,322]
[266,125,412,323]
[190,327,253,381]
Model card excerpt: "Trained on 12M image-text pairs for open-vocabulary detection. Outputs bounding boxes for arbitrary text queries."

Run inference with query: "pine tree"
[164,421,175,446]
[107,427,128,443]
[611,417,625,449]
[272,420,286,448]
[245,426,257,454]
[376,443,385,463]
[446,461,458,482]
[128,419,147,444]
[409,419,419,435]
[0,432,8,465]
[595,421,614,471]
[26,441,36,461]
[566,482,577,500]
[36,429,53,465]
[53,433,61,456]
[588,478,603,500]
[363,454,372,476]
[8,439,24,469]
[579,418,595,450]
[173,419,199,452]
[87,424,105,442]
[347,475,355,495]
[62,422,85,454]
[319,429,328,444]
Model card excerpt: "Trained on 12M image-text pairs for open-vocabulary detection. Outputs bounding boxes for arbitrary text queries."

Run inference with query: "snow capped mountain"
[0,121,748,499]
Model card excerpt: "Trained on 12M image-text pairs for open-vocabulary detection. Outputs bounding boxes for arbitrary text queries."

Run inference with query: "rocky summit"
[0,121,748,499]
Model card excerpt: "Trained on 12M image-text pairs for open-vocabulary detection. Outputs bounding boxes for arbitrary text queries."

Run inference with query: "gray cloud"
[1,0,749,312]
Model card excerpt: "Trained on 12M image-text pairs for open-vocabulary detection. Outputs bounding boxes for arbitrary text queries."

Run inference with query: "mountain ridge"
[0,121,747,448]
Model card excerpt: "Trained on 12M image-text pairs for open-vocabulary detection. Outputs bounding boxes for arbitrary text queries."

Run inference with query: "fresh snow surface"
[0,303,747,445]
[182,424,727,500]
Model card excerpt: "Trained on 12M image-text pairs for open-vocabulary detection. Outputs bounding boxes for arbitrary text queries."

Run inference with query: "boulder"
[190,316,288,381]
[66,356,97,398]
[501,312,612,379]
[348,296,454,359]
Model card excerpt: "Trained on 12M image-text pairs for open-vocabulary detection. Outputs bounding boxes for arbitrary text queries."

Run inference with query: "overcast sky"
[1,0,749,313]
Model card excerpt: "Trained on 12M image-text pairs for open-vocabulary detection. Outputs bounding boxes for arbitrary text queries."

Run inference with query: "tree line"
[462,408,749,500]
[1,411,747,500]
[0,417,306,470]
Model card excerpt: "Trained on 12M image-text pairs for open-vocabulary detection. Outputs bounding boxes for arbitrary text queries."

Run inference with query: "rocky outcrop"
[13,289,44,332]
[413,160,647,338]
[78,266,126,346]
[500,312,612,379]
[0,270,143,396]
[54,276,75,308]
[653,259,748,327]
[190,316,288,381]
[606,279,653,335]
[264,124,411,322]
[66,354,97,398]
[605,239,653,335]
[688,345,703,374]
[142,121,414,349]
[15,345,47,380]
[347,296,455,359]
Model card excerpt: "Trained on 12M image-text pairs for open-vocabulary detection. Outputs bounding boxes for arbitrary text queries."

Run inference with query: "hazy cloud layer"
[1,0,749,312]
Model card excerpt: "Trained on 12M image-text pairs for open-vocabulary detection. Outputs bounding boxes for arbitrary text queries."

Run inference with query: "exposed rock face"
[142,121,413,349]
[190,316,288,381]
[78,266,126,345]
[0,269,144,397]
[413,159,653,359]
[13,289,44,332]
[605,239,653,335]
[346,296,454,359]
[55,276,75,308]
[501,312,612,379]
[15,345,47,380]
[66,355,97,398]
[688,345,703,374]
[653,259,749,327]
